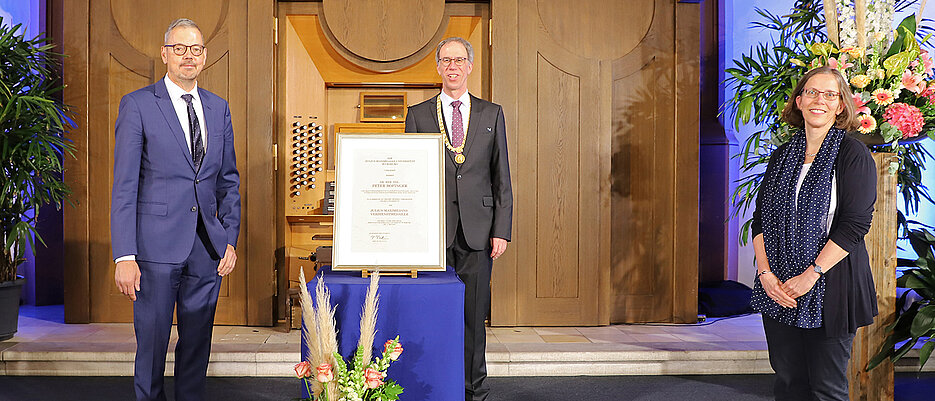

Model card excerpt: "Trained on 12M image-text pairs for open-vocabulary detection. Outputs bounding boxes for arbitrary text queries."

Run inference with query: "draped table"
[301,265,464,400]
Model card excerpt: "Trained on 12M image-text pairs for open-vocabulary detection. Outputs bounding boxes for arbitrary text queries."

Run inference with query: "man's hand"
[218,244,237,276]
[490,238,508,260]
[759,272,797,308]
[781,269,821,299]
[115,260,141,301]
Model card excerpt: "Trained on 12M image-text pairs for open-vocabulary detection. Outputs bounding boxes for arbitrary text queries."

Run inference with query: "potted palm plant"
[0,19,74,341]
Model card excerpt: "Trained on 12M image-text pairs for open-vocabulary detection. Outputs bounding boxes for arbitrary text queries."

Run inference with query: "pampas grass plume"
[314,273,340,401]
[297,267,322,396]
[358,272,380,363]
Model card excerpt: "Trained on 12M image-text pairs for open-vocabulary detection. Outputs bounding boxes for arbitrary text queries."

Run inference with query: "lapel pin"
[487,127,492,132]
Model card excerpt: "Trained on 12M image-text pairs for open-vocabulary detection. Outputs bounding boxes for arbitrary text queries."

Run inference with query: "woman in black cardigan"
[750,66,877,401]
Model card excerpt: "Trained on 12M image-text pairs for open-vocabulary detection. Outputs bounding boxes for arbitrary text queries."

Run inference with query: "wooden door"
[608,0,700,323]
[490,0,699,325]
[63,0,275,324]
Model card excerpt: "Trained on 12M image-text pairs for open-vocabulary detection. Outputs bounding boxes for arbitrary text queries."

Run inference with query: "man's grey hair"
[164,18,202,44]
[435,37,474,63]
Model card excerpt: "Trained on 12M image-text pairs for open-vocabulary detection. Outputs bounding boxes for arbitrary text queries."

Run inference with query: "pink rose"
[315,363,334,383]
[384,339,404,361]
[364,367,385,389]
[294,361,312,378]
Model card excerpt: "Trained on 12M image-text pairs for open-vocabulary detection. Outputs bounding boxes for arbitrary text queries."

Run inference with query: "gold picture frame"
[332,133,446,272]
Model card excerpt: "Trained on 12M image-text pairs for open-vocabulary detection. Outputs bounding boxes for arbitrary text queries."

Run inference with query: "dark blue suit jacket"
[111,79,241,263]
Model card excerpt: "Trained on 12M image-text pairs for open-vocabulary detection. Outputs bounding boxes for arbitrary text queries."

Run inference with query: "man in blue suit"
[110,18,240,401]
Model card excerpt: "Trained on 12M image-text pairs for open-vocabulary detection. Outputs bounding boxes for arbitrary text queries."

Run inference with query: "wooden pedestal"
[848,152,897,400]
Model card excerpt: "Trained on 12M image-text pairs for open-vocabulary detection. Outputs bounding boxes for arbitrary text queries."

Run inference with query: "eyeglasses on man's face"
[801,88,841,101]
[164,43,205,57]
[439,57,469,67]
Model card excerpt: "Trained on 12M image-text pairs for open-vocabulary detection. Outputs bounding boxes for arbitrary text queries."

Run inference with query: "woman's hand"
[760,273,797,308]
[781,269,821,299]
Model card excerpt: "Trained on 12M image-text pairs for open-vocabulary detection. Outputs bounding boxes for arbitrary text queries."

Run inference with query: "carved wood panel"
[495,0,698,326]
[512,0,603,326]
[78,0,254,324]
[321,0,445,62]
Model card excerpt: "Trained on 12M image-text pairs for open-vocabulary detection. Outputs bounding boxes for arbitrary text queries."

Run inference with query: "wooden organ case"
[276,1,488,323]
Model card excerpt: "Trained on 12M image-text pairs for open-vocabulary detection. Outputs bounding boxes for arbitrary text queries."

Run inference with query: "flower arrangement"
[722,0,935,241]
[787,16,935,144]
[295,268,404,401]
[836,0,895,49]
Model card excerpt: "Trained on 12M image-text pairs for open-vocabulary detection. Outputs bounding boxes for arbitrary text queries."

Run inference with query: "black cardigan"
[752,134,878,337]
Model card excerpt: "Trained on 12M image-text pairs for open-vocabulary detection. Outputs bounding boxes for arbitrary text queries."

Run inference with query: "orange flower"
[857,114,877,134]
[315,363,334,383]
[364,367,386,389]
[872,88,895,106]
[384,339,404,361]
[844,47,865,59]
[850,74,871,89]
[294,361,312,378]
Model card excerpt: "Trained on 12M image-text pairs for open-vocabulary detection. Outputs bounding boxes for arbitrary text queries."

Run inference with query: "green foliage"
[868,228,935,371]
[0,18,75,282]
[722,1,935,244]
[721,1,827,244]
[324,338,403,401]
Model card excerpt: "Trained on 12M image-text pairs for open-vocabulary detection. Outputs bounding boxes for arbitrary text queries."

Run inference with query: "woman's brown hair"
[780,66,859,131]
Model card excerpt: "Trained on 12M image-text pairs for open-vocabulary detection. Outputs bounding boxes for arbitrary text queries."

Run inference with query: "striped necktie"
[181,94,204,170]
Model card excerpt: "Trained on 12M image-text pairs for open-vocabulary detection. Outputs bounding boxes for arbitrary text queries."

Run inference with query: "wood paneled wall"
[61,0,701,326]
[62,0,275,325]
[492,0,700,325]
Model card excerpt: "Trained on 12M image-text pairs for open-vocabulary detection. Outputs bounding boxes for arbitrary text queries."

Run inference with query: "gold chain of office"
[436,96,469,164]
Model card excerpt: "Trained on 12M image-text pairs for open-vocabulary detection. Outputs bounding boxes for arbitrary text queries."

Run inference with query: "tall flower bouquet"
[794,16,935,145]
[723,0,935,241]
[295,268,404,401]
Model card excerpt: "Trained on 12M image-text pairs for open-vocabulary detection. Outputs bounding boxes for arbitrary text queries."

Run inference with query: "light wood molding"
[535,0,654,61]
[62,0,91,323]
[673,0,700,323]
[320,0,445,62]
[489,0,520,327]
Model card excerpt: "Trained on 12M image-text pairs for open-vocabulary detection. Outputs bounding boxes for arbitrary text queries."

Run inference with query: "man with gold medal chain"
[404,37,513,401]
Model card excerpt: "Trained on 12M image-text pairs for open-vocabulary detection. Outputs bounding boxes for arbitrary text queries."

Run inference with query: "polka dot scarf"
[750,127,844,329]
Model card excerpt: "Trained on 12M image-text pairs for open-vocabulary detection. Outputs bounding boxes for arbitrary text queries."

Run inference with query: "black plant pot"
[849,130,929,146]
[0,276,25,341]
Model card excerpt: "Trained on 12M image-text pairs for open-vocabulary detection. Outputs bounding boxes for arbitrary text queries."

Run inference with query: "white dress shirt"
[439,91,471,143]
[114,76,208,263]
[163,74,207,155]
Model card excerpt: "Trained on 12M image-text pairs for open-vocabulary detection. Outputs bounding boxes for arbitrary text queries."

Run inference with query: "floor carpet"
[0,374,931,400]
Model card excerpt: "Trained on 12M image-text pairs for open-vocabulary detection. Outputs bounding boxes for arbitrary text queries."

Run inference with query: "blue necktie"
[181,94,204,170]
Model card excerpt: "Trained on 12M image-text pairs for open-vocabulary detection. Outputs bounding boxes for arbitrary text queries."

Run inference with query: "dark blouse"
[752,134,878,337]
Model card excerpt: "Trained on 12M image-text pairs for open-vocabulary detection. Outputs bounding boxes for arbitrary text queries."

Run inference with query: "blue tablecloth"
[301,266,464,401]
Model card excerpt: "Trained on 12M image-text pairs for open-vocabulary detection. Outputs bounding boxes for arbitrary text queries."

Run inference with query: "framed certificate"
[332,133,445,271]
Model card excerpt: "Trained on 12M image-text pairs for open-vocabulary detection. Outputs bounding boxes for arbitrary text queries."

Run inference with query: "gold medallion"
[436,96,470,163]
